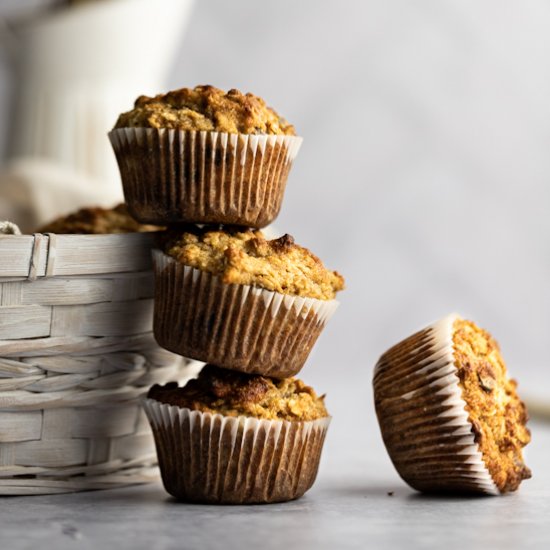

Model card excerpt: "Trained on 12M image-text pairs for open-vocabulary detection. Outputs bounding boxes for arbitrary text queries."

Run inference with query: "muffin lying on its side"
[144,365,331,504]
[38,203,159,234]
[373,314,531,495]
[153,225,344,378]
[109,85,303,228]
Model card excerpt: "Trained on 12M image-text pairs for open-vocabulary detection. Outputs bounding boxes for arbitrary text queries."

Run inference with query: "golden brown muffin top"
[38,204,160,235]
[453,318,531,493]
[114,85,296,135]
[148,365,328,422]
[162,226,344,301]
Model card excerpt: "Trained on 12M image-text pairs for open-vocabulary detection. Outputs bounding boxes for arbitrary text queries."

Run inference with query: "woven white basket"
[0,228,200,495]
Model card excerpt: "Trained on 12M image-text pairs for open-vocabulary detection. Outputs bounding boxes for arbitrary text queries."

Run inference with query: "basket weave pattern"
[0,230,197,495]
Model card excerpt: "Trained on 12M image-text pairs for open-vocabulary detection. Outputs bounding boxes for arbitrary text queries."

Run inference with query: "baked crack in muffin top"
[161,226,344,300]
[38,203,160,234]
[148,365,328,421]
[114,85,296,135]
[453,318,531,493]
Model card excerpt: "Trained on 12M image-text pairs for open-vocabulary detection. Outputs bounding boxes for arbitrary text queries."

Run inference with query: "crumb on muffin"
[148,365,328,422]
[38,203,161,234]
[161,226,344,301]
[453,318,531,493]
[114,85,296,135]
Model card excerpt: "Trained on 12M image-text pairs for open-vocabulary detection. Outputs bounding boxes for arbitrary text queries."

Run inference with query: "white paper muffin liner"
[152,249,339,378]
[143,398,330,504]
[108,128,303,228]
[373,313,499,495]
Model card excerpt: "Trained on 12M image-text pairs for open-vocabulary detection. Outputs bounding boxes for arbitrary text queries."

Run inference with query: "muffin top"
[453,318,531,493]
[114,85,296,135]
[148,365,328,421]
[38,203,160,234]
[161,226,344,301]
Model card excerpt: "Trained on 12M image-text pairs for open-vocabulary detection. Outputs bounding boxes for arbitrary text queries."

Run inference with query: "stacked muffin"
[110,85,344,503]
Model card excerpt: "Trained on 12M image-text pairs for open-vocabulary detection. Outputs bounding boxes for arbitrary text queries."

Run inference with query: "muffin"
[143,365,331,504]
[373,314,531,495]
[153,225,344,378]
[37,203,160,234]
[108,85,302,228]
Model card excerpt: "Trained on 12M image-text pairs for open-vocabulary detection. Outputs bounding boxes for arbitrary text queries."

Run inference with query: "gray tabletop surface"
[1,419,548,550]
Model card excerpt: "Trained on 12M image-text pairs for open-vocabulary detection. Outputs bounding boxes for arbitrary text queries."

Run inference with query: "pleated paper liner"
[108,128,303,228]
[143,398,330,504]
[373,314,499,495]
[152,250,339,378]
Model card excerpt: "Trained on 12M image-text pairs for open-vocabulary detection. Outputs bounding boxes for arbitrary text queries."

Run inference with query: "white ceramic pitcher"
[2,0,194,189]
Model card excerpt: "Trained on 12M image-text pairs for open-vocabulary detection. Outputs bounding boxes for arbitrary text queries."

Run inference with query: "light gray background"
[173,0,550,397]
[162,0,550,410]
[0,2,549,548]
[1,0,548,390]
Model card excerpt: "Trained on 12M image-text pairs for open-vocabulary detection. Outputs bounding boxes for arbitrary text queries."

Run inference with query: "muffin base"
[153,250,339,378]
[143,399,330,504]
[373,314,499,495]
[108,128,302,228]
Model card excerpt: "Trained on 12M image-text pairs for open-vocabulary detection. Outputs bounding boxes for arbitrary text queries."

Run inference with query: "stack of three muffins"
[109,86,345,503]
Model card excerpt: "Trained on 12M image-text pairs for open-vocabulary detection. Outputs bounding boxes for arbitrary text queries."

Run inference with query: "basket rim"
[0,231,159,279]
